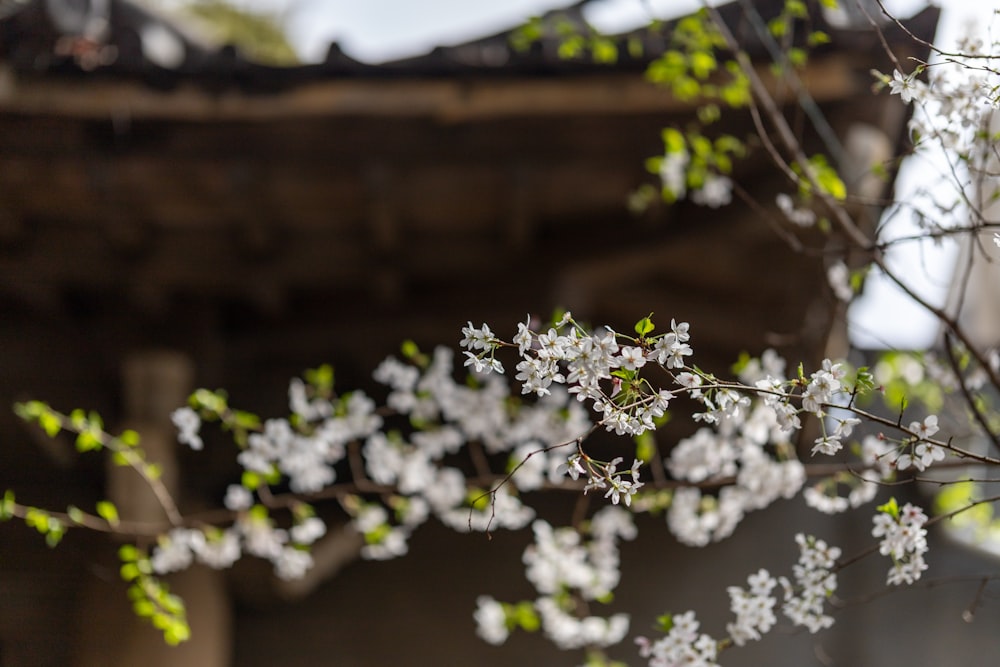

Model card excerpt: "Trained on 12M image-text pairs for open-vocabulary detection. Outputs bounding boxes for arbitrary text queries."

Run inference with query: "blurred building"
[2,1,979,666]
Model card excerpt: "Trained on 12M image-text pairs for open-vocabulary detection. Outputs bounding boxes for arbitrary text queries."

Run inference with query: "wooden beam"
[0,55,864,122]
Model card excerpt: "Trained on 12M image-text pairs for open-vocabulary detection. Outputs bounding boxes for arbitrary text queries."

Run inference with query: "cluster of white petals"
[873,502,929,585]
[778,534,839,633]
[158,310,956,664]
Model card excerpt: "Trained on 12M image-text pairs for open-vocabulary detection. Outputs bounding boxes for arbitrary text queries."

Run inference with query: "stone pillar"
[74,350,232,667]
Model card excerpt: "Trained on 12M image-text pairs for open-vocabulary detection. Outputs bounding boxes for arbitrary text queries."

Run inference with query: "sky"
[181,0,998,350]
[206,0,988,65]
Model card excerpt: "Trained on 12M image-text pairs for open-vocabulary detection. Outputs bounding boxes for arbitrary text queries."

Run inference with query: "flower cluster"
[872,499,929,585]
[726,568,778,646]
[636,611,719,667]
[476,507,636,651]
[801,360,847,417]
[461,312,687,438]
[775,192,816,227]
[151,314,950,664]
[636,532,843,666]
[150,508,326,581]
[802,434,893,515]
[778,534,839,633]
[170,407,203,451]
[894,415,944,471]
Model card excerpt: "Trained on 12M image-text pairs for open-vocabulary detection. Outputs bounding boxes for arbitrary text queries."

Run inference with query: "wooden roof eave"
[0,52,867,123]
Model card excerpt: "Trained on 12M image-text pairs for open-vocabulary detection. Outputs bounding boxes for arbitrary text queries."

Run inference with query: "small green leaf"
[661,128,686,154]
[697,103,721,125]
[39,411,61,437]
[96,501,120,528]
[785,0,808,18]
[635,431,657,463]
[67,505,85,524]
[76,430,102,452]
[241,471,262,490]
[133,599,156,618]
[627,36,643,59]
[787,47,807,68]
[14,400,48,421]
[688,50,716,79]
[304,364,335,392]
[507,601,538,632]
[634,314,655,337]
[25,507,49,533]
[768,16,787,38]
[854,367,876,395]
[656,613,674,633]
[70,409,87,429]
[120,562,141,581]
[591,37,618,64]
[0,489,15,520]
[401,339,420,360]
[877,497,899,520]
[808,30,831,46]
[45,521,65,547]
[119,429,140,447]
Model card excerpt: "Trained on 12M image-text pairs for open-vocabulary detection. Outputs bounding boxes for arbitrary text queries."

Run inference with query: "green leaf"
[133,599,156,618]
[720,76,750,107]
[672,76,701,101]
[401,339,421,360]
[787,47,807,68]
[854,367,876,395]
[164,622,191,646]
[512,601,540,632]
[67,505,85,524]
[96,500,120,528]
[768,16,787,38]
[661,128,686,155]
[785,0,808,19]
[119,544,139,562]
[25,507,47,531]
[591,37,618,64]
[634,314,655,337]
[808,30,831,46]
[14,400,48,421]
[45,521,65,547]
[70,409,87,429]
[119,429,141,447]
[697,103,721,125]
[557,35,585,59]
[627,36,644,59]
[635,431,657,463]
[803,154,847,200]
[192,388,228,415]
[304,364,335,392]
[688,50,717,79]
[656,613,674,633]
[76,430,102,453]
[0,489,15,520]
[241,470,262,489]
[39,411,61,437]
[877,497,899,520]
